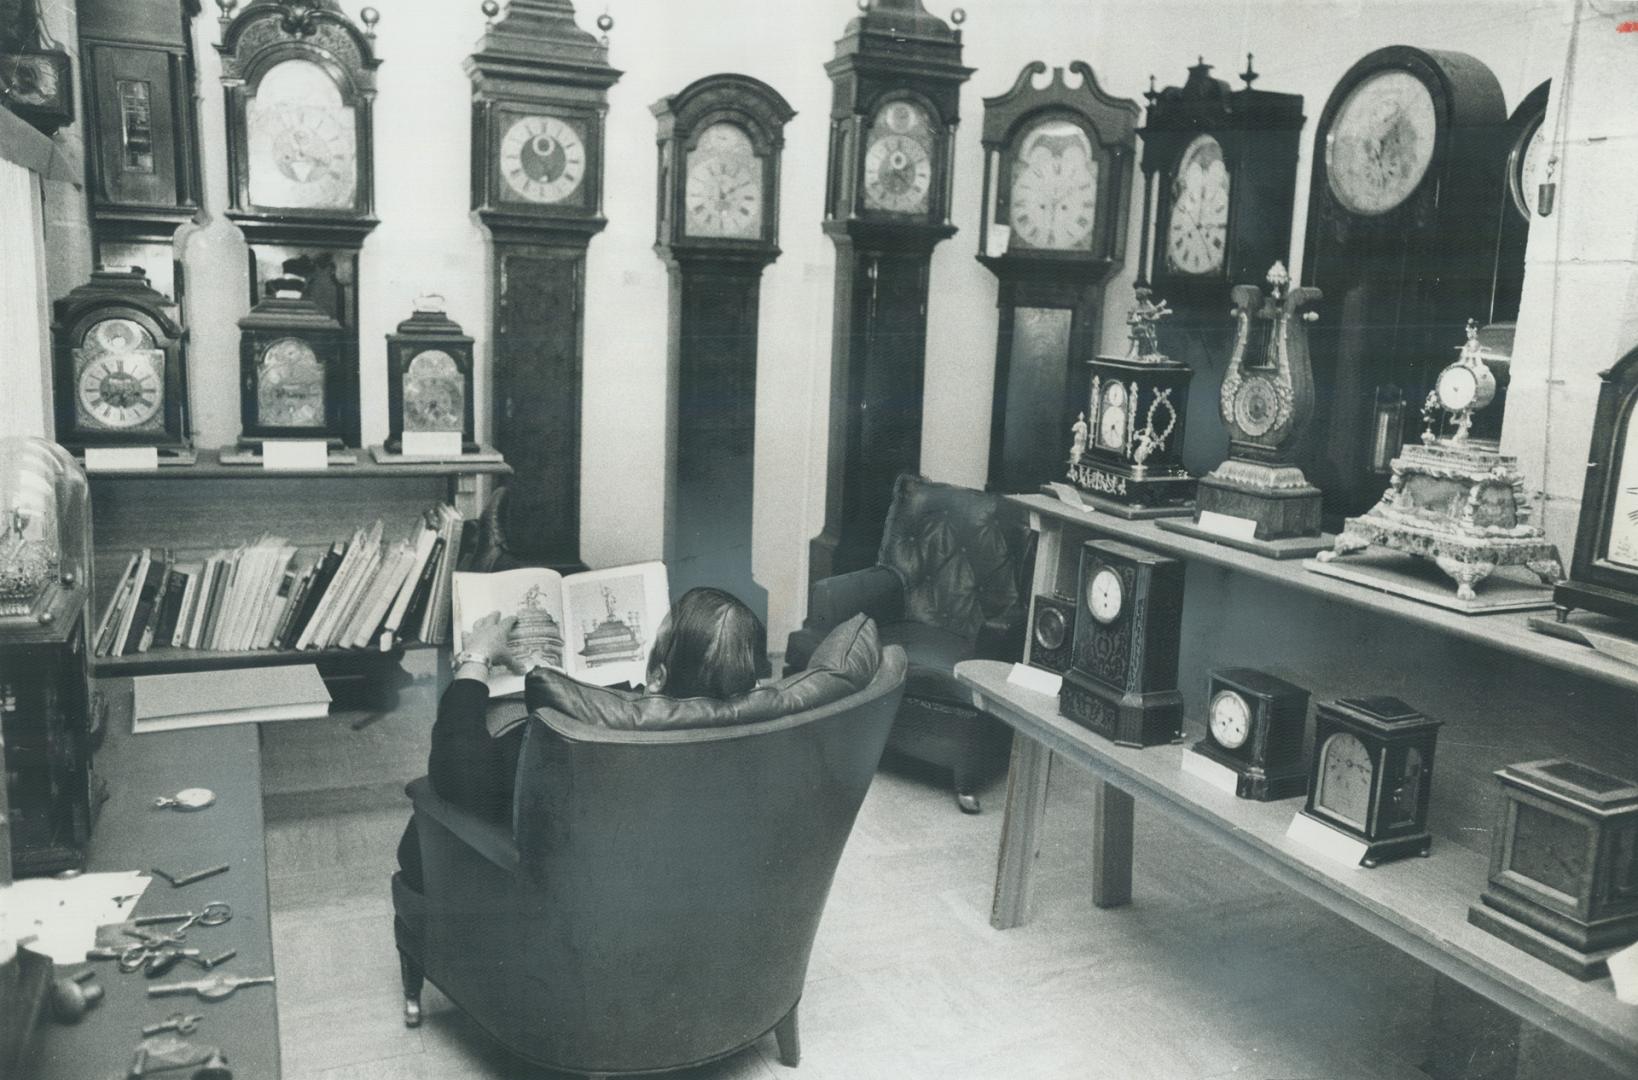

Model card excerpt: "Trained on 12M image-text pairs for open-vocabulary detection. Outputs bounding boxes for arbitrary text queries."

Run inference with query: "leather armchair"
[393,648,906,1079]
[787,474,1035,812]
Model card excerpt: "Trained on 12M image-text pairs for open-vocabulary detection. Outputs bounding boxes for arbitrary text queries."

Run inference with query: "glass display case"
[0,437,95,877]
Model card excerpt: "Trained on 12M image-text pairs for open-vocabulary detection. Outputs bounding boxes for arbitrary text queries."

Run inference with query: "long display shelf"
[89,640,423,677]
[1012,493,1638,695]
[81,446,511,481]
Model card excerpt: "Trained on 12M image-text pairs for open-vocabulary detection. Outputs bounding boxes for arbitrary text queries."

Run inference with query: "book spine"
[299,534,362,650]
[272,566,313,650]
[398,536,444,641]
[248,546,293,650]
[150,569,189,650]
[93,554,141,657]
[382,527,438,637]
[255,556,297,649]
[170,571,200,649]
[112,550,152,657]
[202,551,238,651]
[125,555,169,656]
[327,547,381,648]
[183,557,215,651]
[285,546,341,650]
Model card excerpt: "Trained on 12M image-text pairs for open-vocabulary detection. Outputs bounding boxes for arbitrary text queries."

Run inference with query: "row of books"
[91,504,466,657]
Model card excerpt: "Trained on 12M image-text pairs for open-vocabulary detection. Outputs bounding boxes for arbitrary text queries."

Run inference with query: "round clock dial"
[1603,416,1638,571]
[1314,732,1373,830]
[1087,566,1124,624]
[1208,690,1252,751]
[1512,115,1549,219]
[1324,69,1438,216]
[1033,605,1067,651]
[684,122,764,239]
[1166,134,1230,275]
[74,318,164,431]
[862,101,934,215]
[1233,376,1283,438]
[403,349,465,433]
[246,59,359,211]
[256,337,327,428]
[1008,119,1098,251]
[1435,364,1479,412]
[500,114,587,205]
[2,56,58,106]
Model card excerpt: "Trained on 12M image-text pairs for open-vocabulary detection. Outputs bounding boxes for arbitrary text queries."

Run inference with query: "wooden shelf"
[90,640,430,677]
[957,659,1638,1078]
[1012,493,1638,695]
[83,446,511,481]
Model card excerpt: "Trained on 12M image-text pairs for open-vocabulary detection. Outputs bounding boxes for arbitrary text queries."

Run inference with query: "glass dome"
[0,438,90,624]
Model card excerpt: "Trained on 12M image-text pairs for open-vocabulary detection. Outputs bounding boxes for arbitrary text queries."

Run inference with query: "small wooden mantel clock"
[809,0,972,583]
[467,0,620,572]
[1552,342,1638,627]
[976,60,1137,495]
[652,73,794,614]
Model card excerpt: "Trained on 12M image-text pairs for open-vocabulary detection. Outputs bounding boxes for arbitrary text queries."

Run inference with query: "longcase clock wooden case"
[467,0,619,571]
[653,74,794,616]
[976,61,1137,495]
[809,0,971,583]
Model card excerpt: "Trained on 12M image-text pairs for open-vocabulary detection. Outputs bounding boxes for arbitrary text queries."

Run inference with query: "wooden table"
[28,683,279,1079]
[957,659,1638,1080]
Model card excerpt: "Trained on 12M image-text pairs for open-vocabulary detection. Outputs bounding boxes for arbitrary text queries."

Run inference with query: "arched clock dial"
[500,114,588,205]
[1165,134,1229,274]
[1008,119,1098,251]
[75,319,165,431]
[862,100,935,215]
[1606,423,1638,571]
[1315,732,1372,829]
[1323,70,1438,217]
[684,122,763,239]
[245,59,360,211]
[256,337,327,428]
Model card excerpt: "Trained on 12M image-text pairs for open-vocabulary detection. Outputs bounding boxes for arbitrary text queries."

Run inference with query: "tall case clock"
[809,0,971,583]
[1300,46,1507,520]
[652,74,794,616]
[976,61,1137,495]
[467,0,619,571]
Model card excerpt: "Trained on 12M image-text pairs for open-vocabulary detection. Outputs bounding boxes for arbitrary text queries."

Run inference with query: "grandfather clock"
[467,0,618,571]
[808,0,971,584]
[653,74,794,617]
[976,60,1137,494]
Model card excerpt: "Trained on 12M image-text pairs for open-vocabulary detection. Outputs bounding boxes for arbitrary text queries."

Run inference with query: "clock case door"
[1301,47,1508,521]
[1189,667,1309,801]
[1556,343,1638,623]
[976,62,1138,495]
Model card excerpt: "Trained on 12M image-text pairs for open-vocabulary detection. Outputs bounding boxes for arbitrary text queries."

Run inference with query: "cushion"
[527,614,882,732]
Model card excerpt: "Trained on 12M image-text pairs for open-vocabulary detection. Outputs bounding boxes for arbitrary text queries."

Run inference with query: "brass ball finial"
[360,6,380,34]
[950,7,966,24]
[481,0,499,24]
[216,0,235,19]
[596,11,614,31]
[857,0,870,11]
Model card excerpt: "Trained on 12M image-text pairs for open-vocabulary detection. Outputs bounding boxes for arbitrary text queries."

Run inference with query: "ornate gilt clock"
[652,73,793,614]
[385,295,476,455]
[1301,47,1508,520]
[975,61,1137,494]
[236,265,352,447]
[1553,342,1638,626]
[53,267,191,454]
[1059,539,1184,747]
[1188,668,1309,801]
[467,0,619,571]
[1300,695,1442,867]
[808,0,971,583]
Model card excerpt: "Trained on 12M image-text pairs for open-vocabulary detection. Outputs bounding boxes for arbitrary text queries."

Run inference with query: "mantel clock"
[653,73,793,613]
[236,265,353,448]
[1189,668,1310,801]
[1553,342,1638,626]
[1299,696,1441,868]
[808,0,971,583]
[385,295,477,455]
[1301,46,1507,520]
[975,60,1137,495]
[467,0,620,572]
[0,2,73,136]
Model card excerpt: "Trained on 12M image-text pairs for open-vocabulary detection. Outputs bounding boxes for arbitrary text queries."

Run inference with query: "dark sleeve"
[428,677,516,823]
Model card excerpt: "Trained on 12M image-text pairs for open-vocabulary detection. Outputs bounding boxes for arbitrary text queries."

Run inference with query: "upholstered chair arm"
[807,565,904,633]
[405,777,520,876]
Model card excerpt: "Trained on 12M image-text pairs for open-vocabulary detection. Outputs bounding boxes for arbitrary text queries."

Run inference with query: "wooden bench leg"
[990,734,1051,929]
[1090,779,1133,909]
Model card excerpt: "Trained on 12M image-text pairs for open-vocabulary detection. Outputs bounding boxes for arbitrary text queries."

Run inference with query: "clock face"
[1008,118,1098,251]
[499,114,587,205]
[1097,381,1128,451]
[1513,115,1549,219]
[862,100,934,215]
[1603,412,1638,571]
[1324,69,1438,216]
[1166,134,1230,275]
[1033,604,1067,651]
[1435,364,1478,412]
[684,122,764,239]
[1314,732,1373,830]
[256,337,326,428]
[1208,689,1252,751]
[1508,802,1589,897]
[1087,566,1124,624]
[245,59,358,211]
[402,349,465,434]
[74,318,165,432]
[0,54,60,107]
[1233,376,1283,438]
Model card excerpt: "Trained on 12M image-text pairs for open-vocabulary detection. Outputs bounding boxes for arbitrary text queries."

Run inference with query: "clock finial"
[481,0,499,24]
[950,7,965,24]
[1144,74,1158,104]
[360,6,379,38]
[1240,53,1259,88]
[216,0,235,31]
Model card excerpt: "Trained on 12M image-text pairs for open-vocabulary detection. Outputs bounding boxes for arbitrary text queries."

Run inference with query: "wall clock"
[1301,46,1507,521]
[0,3,73,137]
[1507,81,1552,223]
[1026,591,1075,676]
[1299,695,1442,867]
[1059,539,1184,747]
[1469,759,1638,979]
[808,0,970,583]
[467,0,619,572]
[975,61,1137,495]
[52,267,191,455]
[1188,667,1309,801]
[1553,342,1638,626]
[653,73,793,614]
[385,295,476,455]
[236,264,352,447]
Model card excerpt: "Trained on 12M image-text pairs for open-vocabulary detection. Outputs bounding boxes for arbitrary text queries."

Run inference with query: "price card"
[1180,749,1240,796]
[401,431,463,458]
[84,447,159,472]
[1006,663,1061,697]
[1194,510,1259,542]
[262,440,329,470]
[1285,812,1368,868]
[986,224,1012,257]
[1609,938,1638,1004]
[1045,482,1094,512]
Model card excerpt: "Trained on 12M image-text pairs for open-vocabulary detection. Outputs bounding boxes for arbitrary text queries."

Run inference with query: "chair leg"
[953,765,982,815]
[398,949,424,1028]
[774,1003,801,1067]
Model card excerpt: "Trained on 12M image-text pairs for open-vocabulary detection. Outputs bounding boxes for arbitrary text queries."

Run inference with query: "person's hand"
[464,611,518,670]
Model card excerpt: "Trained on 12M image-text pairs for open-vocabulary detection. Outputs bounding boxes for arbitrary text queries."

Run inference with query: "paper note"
[986,224,1012,257]
[1006,663,1062,697]
[401,431,463,458]
[1609,939,1638,1004]
[262,440,329,470]
[1045,482,1094,512]
[1195,510,1260,542]
[1181,748,1241,795]
[84,446,159,472]
[1285,812,1368,868]
[9,871,152,963]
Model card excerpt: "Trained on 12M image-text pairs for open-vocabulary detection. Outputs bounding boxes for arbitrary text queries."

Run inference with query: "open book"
[451,561,670,695]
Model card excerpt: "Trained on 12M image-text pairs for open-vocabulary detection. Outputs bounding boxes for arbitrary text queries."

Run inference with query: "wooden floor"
[256,671,1573,1080]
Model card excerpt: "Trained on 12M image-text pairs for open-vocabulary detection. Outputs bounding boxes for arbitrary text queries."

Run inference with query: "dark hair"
[646,587,769,699]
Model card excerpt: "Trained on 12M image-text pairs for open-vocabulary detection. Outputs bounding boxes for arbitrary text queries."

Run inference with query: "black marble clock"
[1300,696,1442,867]
[1059,539,1184,747]
[1026,592,1075,676]
[1188,667,1309,801]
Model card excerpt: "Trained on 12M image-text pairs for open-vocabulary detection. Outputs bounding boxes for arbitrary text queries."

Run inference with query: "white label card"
[1609,938,1638,1004]
[1285,812,1368,868]
[1046,482,1094,512]
[986,224,1012,257]
[1006,663,1062,697]
[262,440,329,470]
[1180,749,1241,795]
[401,431,463,458]
[1195,510,1260,542]
[84,447,159,472]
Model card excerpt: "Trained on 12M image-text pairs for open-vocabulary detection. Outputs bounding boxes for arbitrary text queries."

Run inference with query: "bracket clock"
[1301,46,1508,521]
[1188,667,1310,801]
[1058,539,1184,748]
[975,60,1137,495]
[236,264,353,448]
[467,0,620,572]
[385,295,477,456]
[1299,696,1441,868]
[53,267,192,456]
[652,73,794,614]
[808,0,971,583]
[1553,342,1638,626]
[0,0,74,136]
